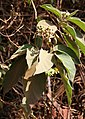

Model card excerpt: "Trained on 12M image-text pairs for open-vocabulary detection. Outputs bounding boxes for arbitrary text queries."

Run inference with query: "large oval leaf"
[53,44,80,64]
[25,48,53,78]
[22,73,47,114]
[53,50,76,82]
[52,56,72,105]
[34,49,53,75]
[10,44,32,59]
[2,55,28,95]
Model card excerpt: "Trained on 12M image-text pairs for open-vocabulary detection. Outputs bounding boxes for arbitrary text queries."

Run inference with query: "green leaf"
[53,50,76,82]
[64,24,85,54]
[0,46,5,52]
[63,34,80,58]
[66,10,78,19]
[22,73,47,114]
[35,36,42,49]
[52,56,72,105]
[53,44,80,64]
[10,44,32,59]
[67,17,85,32]
[2,55,28,95]
[60,70,72,105]
[41,4,62,18]
[28,0,31,5]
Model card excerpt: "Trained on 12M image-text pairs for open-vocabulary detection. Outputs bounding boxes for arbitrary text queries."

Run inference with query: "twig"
[47,76,52,101]
[31,0,37,19]
[79,63,85,87]
[6,16,18,29]
[47,76,53,119]
[0,24,24,37]
[0,16,11,24]
[6,32,19,48]
[67,106,71,119]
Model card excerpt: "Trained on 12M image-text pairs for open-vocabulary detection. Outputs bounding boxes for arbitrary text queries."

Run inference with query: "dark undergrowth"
[0,0,85,118]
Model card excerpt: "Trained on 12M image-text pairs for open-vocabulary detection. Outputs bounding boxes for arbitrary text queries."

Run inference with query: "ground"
[0,0,85,119]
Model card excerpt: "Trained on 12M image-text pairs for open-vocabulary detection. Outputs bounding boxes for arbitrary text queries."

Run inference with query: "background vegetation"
[0,0,85,118]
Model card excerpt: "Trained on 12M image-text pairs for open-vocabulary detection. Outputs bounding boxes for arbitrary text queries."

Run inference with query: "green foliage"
[53,46,76,82]
[66,10,79,18]
[52,47,76,104]
[2,3,85,116]
[41,4,62,18]
[52,56,72,104]
[40,4,85,105]
[67,17,85,32]
[28,0,31,5]
[64,24,85,54]
[63,34,80,58]
[53,45,80,64]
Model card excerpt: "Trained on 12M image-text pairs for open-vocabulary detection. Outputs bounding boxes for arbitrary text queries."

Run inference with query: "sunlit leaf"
[25,48,53,78]
[2,55,27,95]
[22,73,47,114]
[41,4,62,18]
[64,24,85,54]
[24,48,39,80]
[24,62,37,80]
[10,44,32,59]
[34,49,53,75]
[26,48,39,69]
[67,17,85,32]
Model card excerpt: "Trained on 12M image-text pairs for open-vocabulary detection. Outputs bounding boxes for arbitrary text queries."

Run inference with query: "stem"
[47,76,52,101]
